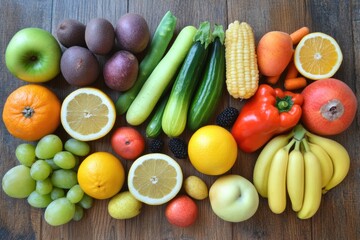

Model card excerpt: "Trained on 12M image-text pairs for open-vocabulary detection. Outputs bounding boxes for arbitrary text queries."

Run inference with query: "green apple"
[5,27,62,82]
[209,174,259,222]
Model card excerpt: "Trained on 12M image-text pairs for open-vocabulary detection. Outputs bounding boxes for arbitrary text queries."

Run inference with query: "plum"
[115,13,150,54]
[103,50,138,91]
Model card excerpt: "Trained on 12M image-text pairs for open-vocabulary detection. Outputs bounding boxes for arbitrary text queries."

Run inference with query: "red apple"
[301,78,357,135]
[165,195,198,227]
[111,127,145,160]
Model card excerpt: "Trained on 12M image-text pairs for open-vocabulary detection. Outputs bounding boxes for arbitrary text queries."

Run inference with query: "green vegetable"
[188,24,226,131]
[115,11,177,115]
[146,93,169,138]
[162,21,213,137]
[126,25,197,126]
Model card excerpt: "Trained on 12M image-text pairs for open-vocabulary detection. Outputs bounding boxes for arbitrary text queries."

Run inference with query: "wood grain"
[0,0,359,239]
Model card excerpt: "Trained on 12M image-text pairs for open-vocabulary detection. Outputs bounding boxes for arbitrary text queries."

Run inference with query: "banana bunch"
[253,124,350,219]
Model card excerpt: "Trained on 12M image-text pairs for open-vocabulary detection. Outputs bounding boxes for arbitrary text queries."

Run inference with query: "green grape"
[53,151,76,169]
[45,159,60,170]
[50,187,65,200]
[27,191,52,208]
[66,184,84,203]
[36,178,53,195]
[64,138,91,157]
[44,197,75,226]
[73,205,84,221]
[30,160,52,181]
[51,169,77,189]
[78,194,93,209]
[15,143,36,167]
[2,165,36,198]
[35,134,63,159]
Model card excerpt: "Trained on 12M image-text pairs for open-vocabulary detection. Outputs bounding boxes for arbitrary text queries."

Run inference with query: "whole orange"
[77,152,125,199]
[2,84,61,141]
[111,127,145,160]
[188,125,238,175]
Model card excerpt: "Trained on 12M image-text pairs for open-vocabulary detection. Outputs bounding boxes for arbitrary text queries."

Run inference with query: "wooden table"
[1,0,359,239]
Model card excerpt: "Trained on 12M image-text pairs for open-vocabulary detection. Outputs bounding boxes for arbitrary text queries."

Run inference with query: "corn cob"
[225,21,259,99]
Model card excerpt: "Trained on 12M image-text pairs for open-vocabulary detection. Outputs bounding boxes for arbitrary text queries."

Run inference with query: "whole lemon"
[108,191,142,219]
[188,125,238,175]
[183,175,208,200]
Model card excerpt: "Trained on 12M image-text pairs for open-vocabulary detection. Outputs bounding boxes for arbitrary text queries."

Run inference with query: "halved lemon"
[128,153,183,205]
[294,32,343,80]
[61,88,116,141]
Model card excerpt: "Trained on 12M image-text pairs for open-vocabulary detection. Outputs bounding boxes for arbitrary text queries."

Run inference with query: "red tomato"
[301,78,357,135]
[111,127,145,160]
[165,195,198,227]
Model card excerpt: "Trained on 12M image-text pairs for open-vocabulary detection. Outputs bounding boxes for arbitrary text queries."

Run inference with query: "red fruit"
[165,195,198,227]
[301,78,357,135]
[111,127,145,160]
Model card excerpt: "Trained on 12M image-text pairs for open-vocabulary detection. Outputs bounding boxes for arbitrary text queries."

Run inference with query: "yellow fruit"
[108,191,142,219]
[183,175,208,200]
[60,87,116,141]
[188,125,238,175]
[127,153,183,205]
[294,32,343,80]
[77,152,125,200]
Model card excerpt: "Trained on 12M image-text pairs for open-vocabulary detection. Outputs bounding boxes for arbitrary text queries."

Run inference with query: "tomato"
[301,78,357,135]
[111,127,145,160]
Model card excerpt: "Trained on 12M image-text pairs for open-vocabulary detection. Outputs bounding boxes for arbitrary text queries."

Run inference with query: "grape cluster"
[2,134,93,226]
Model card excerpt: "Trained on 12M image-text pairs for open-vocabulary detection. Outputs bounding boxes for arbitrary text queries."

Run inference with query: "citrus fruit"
[188,125,238,175]
[127,153,183,205]
[108,191,142,219]
[294,32,343,80]
[183,175,208,200]
[77,152,125,199]
[2,84,61,141]
[60,87,116,141]
[111,127,145,160]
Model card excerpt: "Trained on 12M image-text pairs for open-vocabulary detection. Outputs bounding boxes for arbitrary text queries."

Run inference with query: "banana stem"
[293,124,307,141]
[294,140,301,151]
[301,138,311,152]
[285,138,296,152]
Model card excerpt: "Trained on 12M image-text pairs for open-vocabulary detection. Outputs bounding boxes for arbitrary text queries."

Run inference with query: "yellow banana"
[308,142,334,188]
[297,145,322,219]
[253,133,293,198]
[267,141,293,214]
[306,132,350,193]
[286,141,304,212]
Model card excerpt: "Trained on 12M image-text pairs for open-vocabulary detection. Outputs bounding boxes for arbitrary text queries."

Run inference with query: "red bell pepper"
[231,84,303,153]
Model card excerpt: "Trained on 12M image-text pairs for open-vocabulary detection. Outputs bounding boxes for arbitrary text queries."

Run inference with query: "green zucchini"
[162,21,213,137]
[115,11,177,115]
[145,93,169,138]
[188,24,225,131]
[126,25,197,126]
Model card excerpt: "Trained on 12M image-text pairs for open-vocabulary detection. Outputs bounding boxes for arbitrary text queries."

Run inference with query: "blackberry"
[149,138,164,153]
[169,138,188,159]
[216,107,239,128]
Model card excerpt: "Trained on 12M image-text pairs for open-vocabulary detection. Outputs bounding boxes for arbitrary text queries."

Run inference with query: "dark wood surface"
[1,0,359,239]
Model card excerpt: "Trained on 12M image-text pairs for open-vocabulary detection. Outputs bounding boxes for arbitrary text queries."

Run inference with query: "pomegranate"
[301,78,357,135]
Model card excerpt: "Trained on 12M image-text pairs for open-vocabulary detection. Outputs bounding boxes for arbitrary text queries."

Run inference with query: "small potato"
[183,175,208,200]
